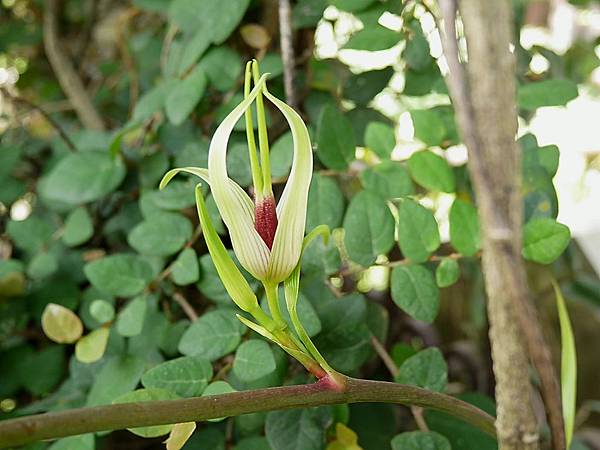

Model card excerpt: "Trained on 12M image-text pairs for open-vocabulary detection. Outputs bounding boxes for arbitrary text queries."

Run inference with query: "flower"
[160,60,312,297]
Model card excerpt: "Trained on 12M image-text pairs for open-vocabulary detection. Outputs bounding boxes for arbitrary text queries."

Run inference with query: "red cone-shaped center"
[255,196,278,250]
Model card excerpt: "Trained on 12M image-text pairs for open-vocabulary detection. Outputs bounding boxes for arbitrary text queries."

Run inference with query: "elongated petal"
[262,88,313,283]
[194,185,259,313]
[209,76,271,280]
[160,167,254,220]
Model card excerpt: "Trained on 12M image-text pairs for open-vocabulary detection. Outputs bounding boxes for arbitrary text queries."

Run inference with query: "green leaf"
[27,251,58,279]
[348,403,396,450]
[344,67,394,105]
[113,388,180,437]
[410,110,446,147]
[142,355,213,397]
[404,21,432,72]
[116,295,147,337]
[84,254,154,297]
[397,199,440,263]
[522,218,570,264]
[89,299,115,324]
[197,252,258,306]
[233,339,277,382]
[178,309,242,360]
[62,207,93,247]
[171,248,200,286]
[408,150,455,192]
[169,0,250,42]
[344,26,400,51]
[128,212,193,257]
[360,161,414,200]
[166,66,208,126]
[306,173,345,231]
[396,347,447,392]
[48,434,94,450]
[202,381,237,422]
[364,122,395,159]
[517,79,578,110]
[343,191,395,266]
[270,131,293,178]
[449,199,480,256]
[86,355,146,406]
[391,431,451,450]
[553,281,576,448]
[39,151,126,205]
[199,46,243,92]
[7,215,54,253]
[317,105,356,170]
[178,28,212,75]
[20,346,65,395]
[330,0,376,12]
[133,80,177,121]
[435,258,460,288]
[391,264,439,323]
[265,407,332,450]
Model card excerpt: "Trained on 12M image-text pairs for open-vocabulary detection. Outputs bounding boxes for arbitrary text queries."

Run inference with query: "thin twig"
[43,0,105,130]
[278,0,296,108]
[1,87,77,152]
[0,376,496,448]
[172,292,198,321]
[370,336,430,432]
[160,25,179,74]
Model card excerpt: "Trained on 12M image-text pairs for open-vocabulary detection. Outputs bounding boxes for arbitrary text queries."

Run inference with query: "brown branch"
[437,1,565,449]
[1,87,77,152]
[0,376,495,448]
[278,0,297,109]
[172,292,199,321]
[43,0,105,130]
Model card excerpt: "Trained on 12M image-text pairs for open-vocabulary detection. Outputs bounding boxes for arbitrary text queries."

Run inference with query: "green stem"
[264,282,285,329]
[243,61,263,196]
[0,376,496,448]
[289,305,335,376]
[251,60,272,196]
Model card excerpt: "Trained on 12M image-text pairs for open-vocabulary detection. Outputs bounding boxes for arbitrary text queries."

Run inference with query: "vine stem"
[0,376,495,448]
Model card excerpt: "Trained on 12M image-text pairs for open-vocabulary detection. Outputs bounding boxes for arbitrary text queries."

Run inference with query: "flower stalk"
[161,60,343,388]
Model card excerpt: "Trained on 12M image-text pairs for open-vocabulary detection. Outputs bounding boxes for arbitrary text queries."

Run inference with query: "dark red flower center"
[254,196,278,250]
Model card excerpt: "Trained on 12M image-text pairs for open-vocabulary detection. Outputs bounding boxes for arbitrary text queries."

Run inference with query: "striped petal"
[262,87,313,283]
[208,76,271,280]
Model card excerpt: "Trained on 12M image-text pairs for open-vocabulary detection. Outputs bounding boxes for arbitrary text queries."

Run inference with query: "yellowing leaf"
[240,24,270,49]
[164,422,196,450]
[41,303,83,344]
[327,423,362,450]
[75,327,110,363]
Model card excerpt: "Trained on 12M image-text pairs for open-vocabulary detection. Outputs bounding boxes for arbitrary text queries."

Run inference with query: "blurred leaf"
[391,431,450,450]
[293,0,328,28]
[391,264,439,323]
[128,212,193,257]
[397,199,440,263]
[364,121,395,159]
[41,303,83,344]
[270,131,293,178]
[200,47,243,92]
[344,67,394,105]
[553,281,577,448]
[435,258,460,288]
[89,299,115,324]
[344,26,399,51]
[517,79,578,109]
[113,388,180,437]
[343,191,395,266]
[307,173,345,231]
[171,248,200,286]
[48,434,94,450]
[166,66,208,125]
[20,346,65,396]
[266,407,332,450]
[7,215,54,253]
[178,309,242,360]
[142,355,212,397]
[39,152,126,205]
[327,423,362,450]
[317,105,356,170]
[522,218,570,264]
[75,328,110,363]
[449,199,480,257]
[86,355,145,406]
[166,422,197,450]
[404,21,432,71]
[330,0,376,12]
[408,151,455,192]
[116,295,148,337]
[84,254,154,297]
[348,403,396,450]
[133,80,178,121]
[62,207,93,247]
[396,347,447,392]
[233,340,277,382]
[411,110,446,147]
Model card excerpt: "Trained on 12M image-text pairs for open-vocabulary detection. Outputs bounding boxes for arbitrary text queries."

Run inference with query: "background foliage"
[1,0,600,449]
